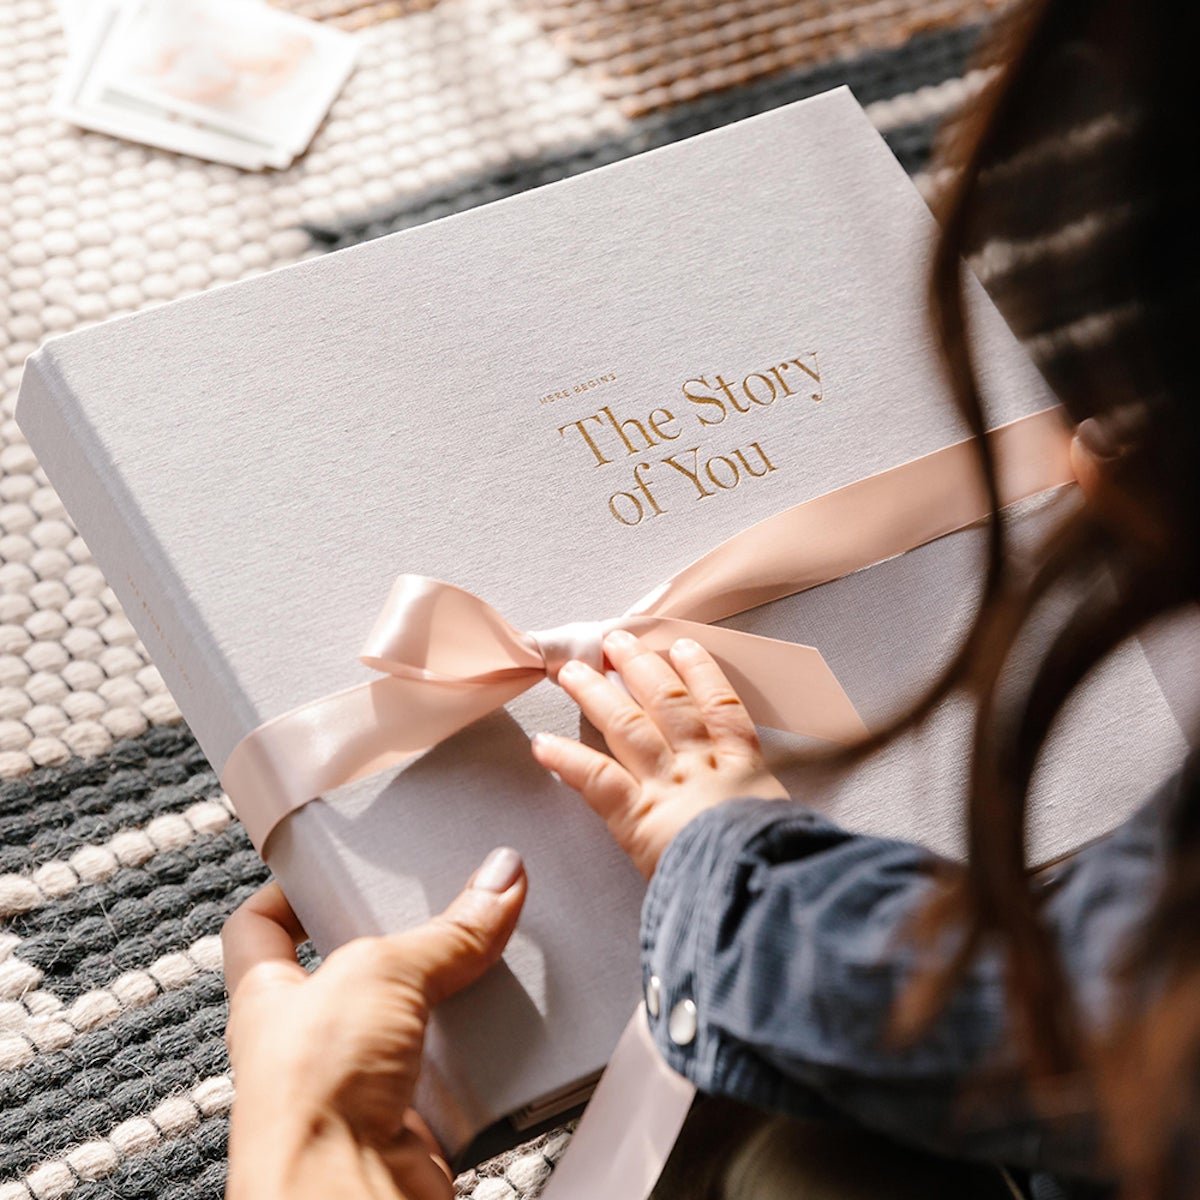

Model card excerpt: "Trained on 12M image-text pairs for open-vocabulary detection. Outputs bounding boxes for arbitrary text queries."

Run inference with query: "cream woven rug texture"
[0,0,630,784]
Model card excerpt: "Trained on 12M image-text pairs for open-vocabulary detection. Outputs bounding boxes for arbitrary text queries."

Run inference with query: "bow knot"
[528,620,618,681]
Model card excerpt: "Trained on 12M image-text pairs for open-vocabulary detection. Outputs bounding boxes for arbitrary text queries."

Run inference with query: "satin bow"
[222,407,1075,853]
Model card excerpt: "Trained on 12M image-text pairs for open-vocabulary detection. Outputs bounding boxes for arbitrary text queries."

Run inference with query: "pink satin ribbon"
[222,406,1074,854]
[540,1003,697,1200]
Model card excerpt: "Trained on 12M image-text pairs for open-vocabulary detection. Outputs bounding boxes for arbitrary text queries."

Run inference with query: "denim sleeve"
[640,765,1186,1181]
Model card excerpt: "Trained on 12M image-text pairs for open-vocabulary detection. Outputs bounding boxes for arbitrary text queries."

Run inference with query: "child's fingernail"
[605,629,635,648]
[672,638,702,657]
[472,847,523,893]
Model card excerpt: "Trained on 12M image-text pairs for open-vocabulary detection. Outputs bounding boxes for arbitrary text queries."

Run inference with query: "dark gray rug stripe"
[0,978,228,1175]
[0,726,216,875]
[72,1118,229,1200]
[9,827,266,1001]
[305,20,985,249]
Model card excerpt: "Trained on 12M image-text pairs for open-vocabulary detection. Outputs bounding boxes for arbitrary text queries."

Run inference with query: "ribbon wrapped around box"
[223,406,1075,856]
[220,405,1076,1199]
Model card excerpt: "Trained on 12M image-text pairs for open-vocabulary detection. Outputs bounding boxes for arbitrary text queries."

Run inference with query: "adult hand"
[532,630,787,879]
[223,847,527,1200]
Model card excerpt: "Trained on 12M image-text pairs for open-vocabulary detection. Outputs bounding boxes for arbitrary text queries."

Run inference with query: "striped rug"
[0,2,1010,1196]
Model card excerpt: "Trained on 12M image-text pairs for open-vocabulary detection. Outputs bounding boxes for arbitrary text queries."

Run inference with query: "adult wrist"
[227,1103,400,1200]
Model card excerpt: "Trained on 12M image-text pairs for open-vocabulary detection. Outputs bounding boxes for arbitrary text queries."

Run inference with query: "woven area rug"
[0,2,1005,1196]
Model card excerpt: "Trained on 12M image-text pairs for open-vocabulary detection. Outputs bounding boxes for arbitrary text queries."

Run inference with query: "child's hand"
[532,630,787,879]
[223,850,526,1200]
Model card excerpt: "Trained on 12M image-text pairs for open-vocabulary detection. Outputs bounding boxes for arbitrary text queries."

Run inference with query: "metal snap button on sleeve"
[646,975,662,1020]
[668,998,697,1046]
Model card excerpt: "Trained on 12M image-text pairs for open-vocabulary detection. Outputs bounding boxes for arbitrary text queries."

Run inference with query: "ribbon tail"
[630,406,1074,624]
[223,672,537,853]
[626,616,868,744]
[541,1005,696,1200]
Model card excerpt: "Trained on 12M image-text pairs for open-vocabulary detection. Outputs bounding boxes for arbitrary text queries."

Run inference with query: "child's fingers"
[668,639,762,752]
[531,731,639,823]
[602,630,709,751]
[555,659,670,777]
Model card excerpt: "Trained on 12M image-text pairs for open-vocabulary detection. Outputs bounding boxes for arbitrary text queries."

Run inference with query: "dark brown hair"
[862,0,1200,1195]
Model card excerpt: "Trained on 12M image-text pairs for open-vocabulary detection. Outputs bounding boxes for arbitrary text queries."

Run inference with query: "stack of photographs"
[54,0,360,169]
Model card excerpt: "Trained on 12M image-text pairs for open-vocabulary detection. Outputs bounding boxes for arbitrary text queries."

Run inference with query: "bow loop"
[361,575,545,682]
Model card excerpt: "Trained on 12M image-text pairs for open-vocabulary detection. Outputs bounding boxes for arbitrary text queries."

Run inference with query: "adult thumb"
[389,847,527,1006]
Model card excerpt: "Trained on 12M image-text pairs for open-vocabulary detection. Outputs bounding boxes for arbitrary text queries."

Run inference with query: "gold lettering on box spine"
[125,572,193,689]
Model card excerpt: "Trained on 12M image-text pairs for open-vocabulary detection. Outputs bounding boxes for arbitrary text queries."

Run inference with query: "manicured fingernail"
[672,638,702,657]
[1075,416,1120,461]
[605,629,635,648]
[472,847,523,893]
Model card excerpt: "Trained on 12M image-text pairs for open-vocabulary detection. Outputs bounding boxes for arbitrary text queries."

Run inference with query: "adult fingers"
[380,1125,455,1199]
[385,848,528,1006]
[668,638,761,751]
[531,729,639,824]
[222,882,308,998]
[602,630,708,750]
[556,658,670,777]
[403,1109,451,1171]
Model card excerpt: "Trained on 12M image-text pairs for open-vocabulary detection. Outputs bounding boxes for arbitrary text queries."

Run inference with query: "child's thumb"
[387,847,527,1006]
